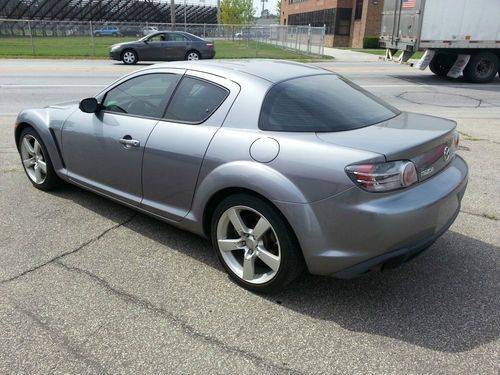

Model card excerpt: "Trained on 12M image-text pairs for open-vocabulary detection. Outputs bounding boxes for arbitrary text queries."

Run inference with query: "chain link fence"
[0,19,325,57]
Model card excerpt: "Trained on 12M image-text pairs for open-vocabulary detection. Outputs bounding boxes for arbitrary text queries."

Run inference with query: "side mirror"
[79,97,99,113]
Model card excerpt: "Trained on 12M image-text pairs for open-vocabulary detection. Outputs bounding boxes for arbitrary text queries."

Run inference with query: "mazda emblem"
[443,146,450,161]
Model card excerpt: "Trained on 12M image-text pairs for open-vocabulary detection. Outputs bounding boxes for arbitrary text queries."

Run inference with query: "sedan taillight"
[345,161,418,192]
[206,43,214,48]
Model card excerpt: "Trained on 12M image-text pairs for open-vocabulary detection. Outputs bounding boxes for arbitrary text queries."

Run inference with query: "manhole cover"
[399,92,480,108]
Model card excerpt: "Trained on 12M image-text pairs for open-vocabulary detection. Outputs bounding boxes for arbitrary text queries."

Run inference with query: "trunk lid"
[316,112,458,182]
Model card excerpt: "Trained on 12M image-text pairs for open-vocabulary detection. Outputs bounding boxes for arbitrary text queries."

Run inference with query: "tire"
[121,49,138,65]
[211,193,304,293]
[18,127,61,191]
[185,50,201,61]
[463,52,499,83]
[429,53,456,76]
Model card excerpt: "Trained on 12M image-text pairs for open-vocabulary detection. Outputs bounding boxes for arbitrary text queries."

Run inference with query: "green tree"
[220,0,255,24]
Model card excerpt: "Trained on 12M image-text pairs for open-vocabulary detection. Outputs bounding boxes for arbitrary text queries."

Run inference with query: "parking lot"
[0,59,499,374]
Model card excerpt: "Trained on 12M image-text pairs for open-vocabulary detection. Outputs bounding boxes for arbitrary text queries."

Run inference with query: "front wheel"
[121,50,138,65]
[18,127,61,190]
[211,194,303,293]
[185,50,201,61]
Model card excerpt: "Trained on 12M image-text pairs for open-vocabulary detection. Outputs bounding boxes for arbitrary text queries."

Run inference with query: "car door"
[141,71,240,221]
[166,33,190,60]
[141,33,168,60]
[62,71,183,206]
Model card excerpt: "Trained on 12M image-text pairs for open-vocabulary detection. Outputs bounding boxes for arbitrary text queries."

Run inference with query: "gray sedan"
[109,31,215,64]
[15,60,468,293]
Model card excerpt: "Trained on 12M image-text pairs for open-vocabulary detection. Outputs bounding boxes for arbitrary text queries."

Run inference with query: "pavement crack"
[10,299,108,374]
[461,209,499,221]
[54,261,303,375]
[0,214,137,285]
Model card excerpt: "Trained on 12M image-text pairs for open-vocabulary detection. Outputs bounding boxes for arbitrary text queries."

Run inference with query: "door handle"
[119,137,140,147]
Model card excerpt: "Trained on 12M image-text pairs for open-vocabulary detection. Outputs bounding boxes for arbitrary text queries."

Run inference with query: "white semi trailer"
[379,0,500,83]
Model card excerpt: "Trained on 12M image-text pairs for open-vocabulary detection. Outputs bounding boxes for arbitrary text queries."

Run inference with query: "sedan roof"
[150,60,329,84]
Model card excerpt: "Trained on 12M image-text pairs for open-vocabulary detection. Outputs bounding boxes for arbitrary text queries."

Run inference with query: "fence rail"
[0,19,326,57]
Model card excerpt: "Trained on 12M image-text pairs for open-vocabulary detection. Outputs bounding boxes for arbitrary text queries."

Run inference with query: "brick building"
[280,0,384,47]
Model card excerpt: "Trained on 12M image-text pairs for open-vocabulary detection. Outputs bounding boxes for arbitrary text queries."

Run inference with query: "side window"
[148,33,167,42]
[164,77,229,123]
[102,73,180,118]
[169,33,188,42]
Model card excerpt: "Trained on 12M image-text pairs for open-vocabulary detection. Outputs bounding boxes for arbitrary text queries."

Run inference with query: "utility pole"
[217,0,221,24]
[170,0,176,30]
[261,0,268,17]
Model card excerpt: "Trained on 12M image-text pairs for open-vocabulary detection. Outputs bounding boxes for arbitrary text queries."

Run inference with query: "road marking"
[0,84,104,88]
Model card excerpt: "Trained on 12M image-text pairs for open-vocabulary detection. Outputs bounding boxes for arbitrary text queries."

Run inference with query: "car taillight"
[453,130,459,148]
[345,161,418,192]
[206,43,214,48]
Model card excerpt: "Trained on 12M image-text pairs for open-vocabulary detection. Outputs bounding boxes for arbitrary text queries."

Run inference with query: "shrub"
[363,36,380,49]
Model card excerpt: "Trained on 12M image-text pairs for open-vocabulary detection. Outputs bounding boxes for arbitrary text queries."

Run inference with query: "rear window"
[259,74,399,132]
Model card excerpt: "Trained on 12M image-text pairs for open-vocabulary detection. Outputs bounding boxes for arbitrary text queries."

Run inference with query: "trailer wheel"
[463,52,499,83]
[429,54,456,76]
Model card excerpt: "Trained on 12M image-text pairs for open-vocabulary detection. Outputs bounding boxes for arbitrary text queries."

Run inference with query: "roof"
[150,59,329,83]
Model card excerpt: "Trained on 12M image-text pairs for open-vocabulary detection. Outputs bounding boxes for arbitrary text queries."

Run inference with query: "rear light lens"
[206,43,214,48]
[345,161,418,192]
[453,130,460,148]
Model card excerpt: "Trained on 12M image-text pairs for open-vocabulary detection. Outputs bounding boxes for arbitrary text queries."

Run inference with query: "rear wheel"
[463,52,499,83]
[429,53,456,76]
[185,50,201,61]
[18,127,61,191]
[121,49,138,65]
[211,193,303,293]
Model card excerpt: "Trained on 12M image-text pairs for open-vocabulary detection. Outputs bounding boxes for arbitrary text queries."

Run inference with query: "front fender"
[15,107,74,177]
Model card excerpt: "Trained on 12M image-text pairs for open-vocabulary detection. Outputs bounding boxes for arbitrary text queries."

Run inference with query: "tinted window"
[148,33,167,42]
[169,33,188,42]
[164,77,228,123]
[259,74,399,132]
[103,73,180,118]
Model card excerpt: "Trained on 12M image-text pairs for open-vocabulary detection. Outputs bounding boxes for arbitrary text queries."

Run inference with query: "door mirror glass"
[79,97,99,113]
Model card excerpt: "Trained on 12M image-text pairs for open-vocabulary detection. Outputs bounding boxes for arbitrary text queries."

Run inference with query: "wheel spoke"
[218,238,242,252]
[227,208,248,235]
[33,141,41,157]
[257,247,280,272]
[252,217,271,240]
[22,137,35,155]
[23,157,35,168]
[242,254,255,280]
[38,160,47,174]
[34,164,43,183]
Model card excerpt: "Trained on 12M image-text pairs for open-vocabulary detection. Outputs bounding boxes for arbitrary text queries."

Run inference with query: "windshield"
[259,74,400,132]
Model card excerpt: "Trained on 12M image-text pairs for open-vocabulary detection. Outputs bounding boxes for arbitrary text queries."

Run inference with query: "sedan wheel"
[19,128,60,190]
[212,194,303,293]
[186,51,200,61]
[122,50,138,65]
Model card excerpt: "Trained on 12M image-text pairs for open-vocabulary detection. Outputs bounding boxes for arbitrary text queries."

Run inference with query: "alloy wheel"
[216,205,281,284]
[20,135,47,184]
[187,52,200,61]
[123,51,136,64]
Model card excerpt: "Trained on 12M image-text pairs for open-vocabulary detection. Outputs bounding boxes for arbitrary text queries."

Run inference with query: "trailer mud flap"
[415,49,435,70]
[447,54,471,78]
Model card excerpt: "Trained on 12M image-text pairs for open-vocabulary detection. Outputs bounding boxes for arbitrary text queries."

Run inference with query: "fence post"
[322,24,326,56]
[90,21,95,56]
[28,20,35,56]
[203,23,206,37]
[295,27,298,51]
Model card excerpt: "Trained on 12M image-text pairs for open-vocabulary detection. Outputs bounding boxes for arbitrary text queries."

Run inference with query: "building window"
[335,8,352,35]
[355,0,363,20]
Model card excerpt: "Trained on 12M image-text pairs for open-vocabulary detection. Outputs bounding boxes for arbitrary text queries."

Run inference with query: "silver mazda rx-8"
[15,60,468,293]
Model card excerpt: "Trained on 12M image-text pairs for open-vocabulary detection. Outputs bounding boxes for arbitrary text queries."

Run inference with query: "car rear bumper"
[274,155,469,277]
[203,49,216,59]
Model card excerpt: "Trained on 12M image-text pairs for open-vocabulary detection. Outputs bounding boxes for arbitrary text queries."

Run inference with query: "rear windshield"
[259,74,399,132]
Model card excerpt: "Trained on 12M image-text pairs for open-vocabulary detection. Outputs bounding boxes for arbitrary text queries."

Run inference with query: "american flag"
[402,0,416,9]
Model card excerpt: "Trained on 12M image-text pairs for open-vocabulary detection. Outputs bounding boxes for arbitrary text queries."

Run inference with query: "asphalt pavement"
[0,59,499,374]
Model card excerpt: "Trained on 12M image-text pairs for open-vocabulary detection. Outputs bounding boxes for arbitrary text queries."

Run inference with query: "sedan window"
[102,73,181,118]
[164,77,229,123]
[168,33,189,42]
